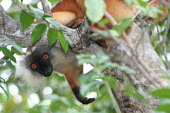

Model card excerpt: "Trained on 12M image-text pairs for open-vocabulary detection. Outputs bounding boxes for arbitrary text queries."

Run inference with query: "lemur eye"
[31,64,37,69]
[42,54,49,59]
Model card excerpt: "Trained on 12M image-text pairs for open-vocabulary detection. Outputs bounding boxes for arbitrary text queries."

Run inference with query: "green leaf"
[99,18,110,25]
[113,18,133,35]
[85,0,106,24]
[151,88,170,99]
[0,40,24,55]
[45,17,73,46]
[28,5,44,19]
[47,28,58,46]
[135,0,163,19]
[31,24,46,45]
[135,0,147,7]
[0,47,16,62]
[11,47,24,55]
[81,81,100,95]
[0,93,7,102]
[45,17,70,32]
[123,91,145,100]
[101,76,117,89]
[123,85,145,100]
[0,84,9,100]
[155,104,170,113]
[80,70,100,84]
[20,10,34,30]
[7,41,24,55]
[58,31,69,54]
[28,105,40,113]
[5,60,16,74]
[45,17,62,28]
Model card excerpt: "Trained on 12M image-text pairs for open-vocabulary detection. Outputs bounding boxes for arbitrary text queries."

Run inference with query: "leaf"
[11,47,24,55]
[28,105,40,113]
[0,93,7,102]
[155,104,170,113]
[58,31,69,54]
[28,5,44,19]
[123,85,146,100]
[5,60,16,74]
[31,24,46,45]
[85,0,106,24]
[123,91,145,100]
[6,41,24,55]
[101,76,117,89]
[113,18,133,35]
[20,10,34,30]
[0,77,5,83]
[81,81,100,95]
[47,28,58,46]
[151,88,170,99]
[0,47,16,62]
[45,17,63,29]
[135,0,163,19]
[0,84,9,100]
[99,18,110,25]
[80,70,100,84]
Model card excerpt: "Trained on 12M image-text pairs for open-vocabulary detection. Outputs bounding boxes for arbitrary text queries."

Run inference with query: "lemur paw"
[82,97,95,105]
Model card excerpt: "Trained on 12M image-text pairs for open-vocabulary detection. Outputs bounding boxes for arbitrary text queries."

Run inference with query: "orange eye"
[31,64,37,69]
[43,54,49,59]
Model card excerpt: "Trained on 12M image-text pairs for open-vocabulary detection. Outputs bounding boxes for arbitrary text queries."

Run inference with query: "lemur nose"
[43,66,53,77]
[46,70,52,76]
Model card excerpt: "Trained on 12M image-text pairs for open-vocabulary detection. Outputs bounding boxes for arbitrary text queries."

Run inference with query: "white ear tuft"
[15,58,44,88]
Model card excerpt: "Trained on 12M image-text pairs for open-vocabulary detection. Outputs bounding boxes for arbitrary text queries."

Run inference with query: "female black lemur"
[15,46,95,105]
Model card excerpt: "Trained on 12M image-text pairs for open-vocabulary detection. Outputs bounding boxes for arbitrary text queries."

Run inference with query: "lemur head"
[25,46,53,77]
[15,46,53,86]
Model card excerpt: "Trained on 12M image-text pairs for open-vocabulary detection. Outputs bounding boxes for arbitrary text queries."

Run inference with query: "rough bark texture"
[0,3,167,113]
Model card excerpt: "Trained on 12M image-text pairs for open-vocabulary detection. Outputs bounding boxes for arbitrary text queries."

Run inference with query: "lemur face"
[26,47,53,77]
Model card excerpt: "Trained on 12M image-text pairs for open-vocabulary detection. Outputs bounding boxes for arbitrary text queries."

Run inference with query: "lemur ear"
[26,46,36,55]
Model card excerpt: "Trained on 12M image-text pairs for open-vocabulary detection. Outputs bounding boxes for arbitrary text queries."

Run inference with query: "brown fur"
[50,47,95,104]
[50,48,81,84]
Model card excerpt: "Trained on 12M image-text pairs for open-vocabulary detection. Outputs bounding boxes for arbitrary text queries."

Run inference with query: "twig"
[105,82,122,113]
[40,0,52,16]
[13,0,35,17]
[162,12,170,69]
